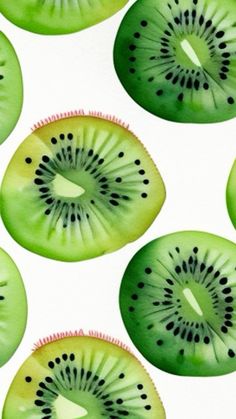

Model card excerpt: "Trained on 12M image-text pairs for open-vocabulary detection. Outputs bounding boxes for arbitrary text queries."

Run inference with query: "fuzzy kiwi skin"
[0,249,27,367]
[120,231,236,376]
[3,335,166,419]
[0,0,129,35]
[114,0,236,123]
[226,160,236,229]
[0,32,23,144]
[0,115,165,262]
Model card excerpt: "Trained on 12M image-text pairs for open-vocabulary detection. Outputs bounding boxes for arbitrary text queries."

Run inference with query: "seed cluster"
[126,244,236,360]
[24,351,152,418]
[125,0,236,109]
[25,131,150,229]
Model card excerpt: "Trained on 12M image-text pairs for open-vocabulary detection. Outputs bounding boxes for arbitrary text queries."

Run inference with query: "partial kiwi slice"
[0,31,23,144]
[1,112,165,262]
[226,159,236,229]
[0,0,128,35]
[3,331,166,419]
[120,231,236,376]
[0,248,27,367]
[114,0,236,123]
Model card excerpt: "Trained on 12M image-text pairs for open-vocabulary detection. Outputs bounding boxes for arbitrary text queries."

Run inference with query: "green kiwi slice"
[0,31,23,144]
[1,112,165,262]
[0,0,128,35]
[226,159,236,229]
[3,331,166,418]
[120,231,236,376]
[0,248,27,367]
[114,0,236,123]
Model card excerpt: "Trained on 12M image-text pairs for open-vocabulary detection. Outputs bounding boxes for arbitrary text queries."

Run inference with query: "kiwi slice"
[0,0,128,35]
[226,159,236,228]
[0,31,23,144]
[1,112,165,262]
[0,248,27,367]
[3,331,166,418]
[120,231,236,376]
[114,0,236,123]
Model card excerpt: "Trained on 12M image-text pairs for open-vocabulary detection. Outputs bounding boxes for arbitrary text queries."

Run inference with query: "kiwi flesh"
[3,331,166,419]
[120,231,236,376]
[0,31,23,144]
[0,248,27,367]
[114,0,236,123]
[226,159,236,229]
[1,112,165,262]
[0,0,128,35]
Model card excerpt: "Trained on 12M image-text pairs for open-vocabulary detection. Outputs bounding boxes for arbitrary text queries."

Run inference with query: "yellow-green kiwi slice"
[120,231,236,376]
[0,31,23,144]
[1,112,165,262]
[0,0,128,35]
[0,248,27,367]
[114,0,236,123]
[226,159,236,229]
[3,331,166,419]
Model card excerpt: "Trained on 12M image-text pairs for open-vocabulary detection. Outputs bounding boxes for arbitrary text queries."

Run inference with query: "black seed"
[132,294,138,300]
[48,361,54,369]
[145,405,151,410]
[174,327,180,336]
[129,306,134,312]
[219,42,227,49]
[156,339,163,346]
[221,66,229,73]
[187,78,192,89]
[225,296,233,303]
[204,336,210,344]
[25,157,32,164]
[141,20,148,27]
[45,209,51,215]
[228,349,235,358]
[118,152,124,158]
[115,177,122,183]
[166,72,173,80]
[51,137,57,144]
[228,97,234,105]
[222,52,230,58]
[68,133,73,140]
[225,320,233,327]
[166,322,174,330]
[129,44,136,51]
[226,306,233,312]
[203,83,209,90]
[148,76,154,82]
[141,193,148,198]
[179,349,184,355]
[134,32,140,38]
[216,31,224,38]
[175,266,181,274]
[129,68,135,74]
[25,376,32,383]
[35,400,45,406]
[156,89,163,96]
[109,200,119,207]
[129,56,136,62]
[145,267,152,274]
[193,247,198,253]
[153,301,160,306]
[166,279,174,285]
[141,394,147,399]
[220,73,227,80]
[222,287,231,294]
[178,93,184,102]
[34,178,44,185]
[42,155,50,163]
[143,179,149,185]
[119,373,125,379]
[199,15,204,25]
[220,277,228,285]
[187,331,193,342]
[138,282,144,288]
[135,159,141,165]
[62,353,68,361]
[221,326,228,333]
[117,399,123,404]
[194,334,200,343]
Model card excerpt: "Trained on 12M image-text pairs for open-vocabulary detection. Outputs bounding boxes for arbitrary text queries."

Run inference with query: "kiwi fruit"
[114,0,236,123]
[0,111,165,262]
[120,231,236,376]
[226,159,236,229]
[0,31,23,144]
[3,331,166,418]
[0,248,27,367]
[0,0,128,35]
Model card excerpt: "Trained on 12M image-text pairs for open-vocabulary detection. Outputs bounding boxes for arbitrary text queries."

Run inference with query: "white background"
[0,1,235,418]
